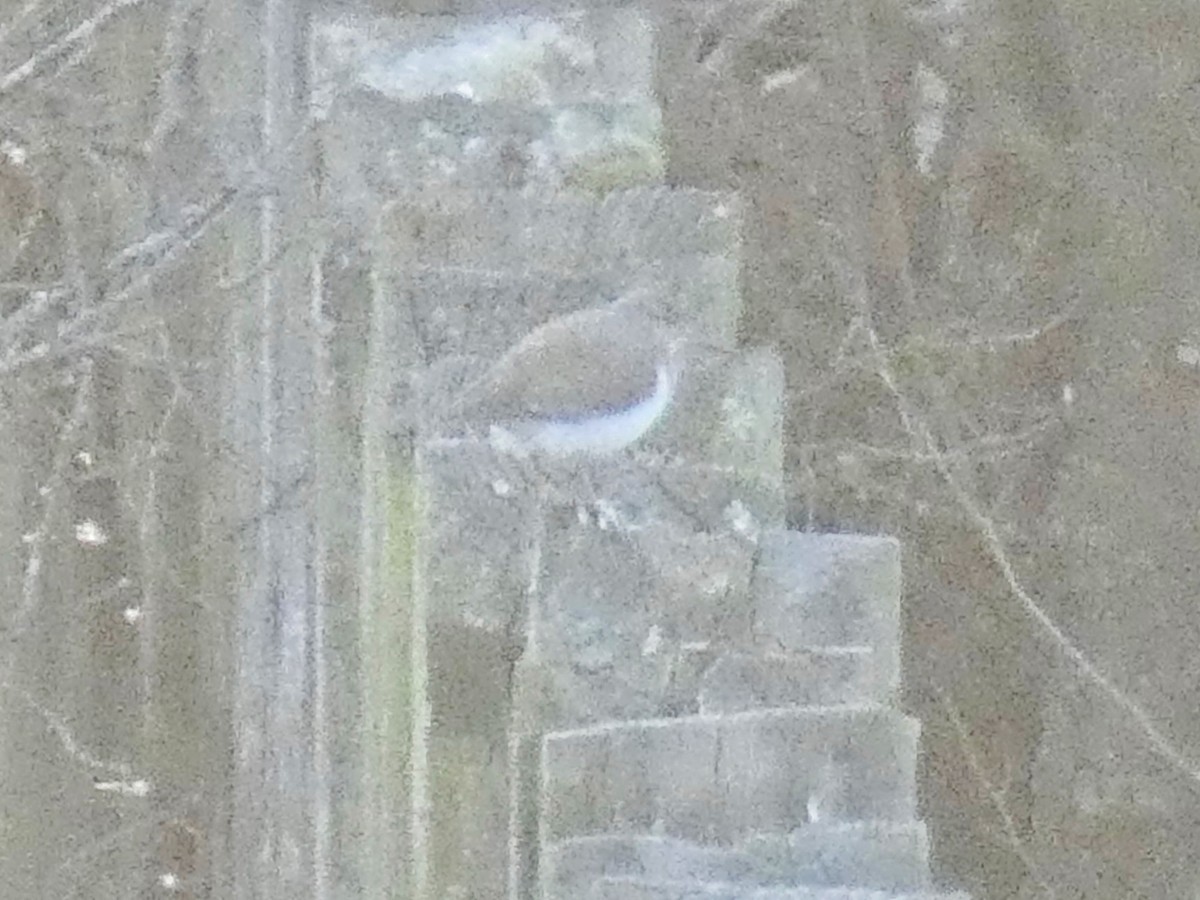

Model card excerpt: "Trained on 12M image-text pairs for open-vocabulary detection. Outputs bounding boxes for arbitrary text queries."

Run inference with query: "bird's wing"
[478,304,662,421]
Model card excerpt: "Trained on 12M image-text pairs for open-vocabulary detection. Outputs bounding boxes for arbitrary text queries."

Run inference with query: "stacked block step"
[311,6,966,900]
[535,535,954,900]
[588,884,970,900]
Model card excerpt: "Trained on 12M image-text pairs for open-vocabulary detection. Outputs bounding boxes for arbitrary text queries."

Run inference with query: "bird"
[449,292,683,460]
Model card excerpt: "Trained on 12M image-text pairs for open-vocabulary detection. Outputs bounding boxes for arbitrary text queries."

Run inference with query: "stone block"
[522,465,765,729]
[647,347,786,514]
[543,834,767,898]
[418,440,535,636]
[318,88,664,198]
[377,187,740,276]
[751,533,901,703]
[313,9,665,201]
[739,821,932,892]
[540,707,920,845]
[698,646,893,714]
[587,877,972,899]
[532,510,680,727]
[314,9,656,110]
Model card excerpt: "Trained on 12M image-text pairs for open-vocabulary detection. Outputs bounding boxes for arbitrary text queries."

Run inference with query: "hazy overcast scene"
[2,0,1199,897]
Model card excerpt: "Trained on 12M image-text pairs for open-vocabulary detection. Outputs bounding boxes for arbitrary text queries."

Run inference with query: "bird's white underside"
[489,362,675,458]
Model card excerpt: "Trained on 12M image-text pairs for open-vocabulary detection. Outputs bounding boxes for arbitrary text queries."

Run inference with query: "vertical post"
[226,0,321,894]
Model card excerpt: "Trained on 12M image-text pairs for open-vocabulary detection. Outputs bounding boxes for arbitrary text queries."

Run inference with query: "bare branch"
[901,302,1082,355]
[0,0,49,48]
[0,286,66,347]
[142,0,198,155]
[803,415,1062,467]
[0,186,240,377]
[938,688,1057,899]
[6,359,94,649]
[862,308,1200,786]
[810,20,1200,782]
[0,0,153,95]
[3,685,150,788]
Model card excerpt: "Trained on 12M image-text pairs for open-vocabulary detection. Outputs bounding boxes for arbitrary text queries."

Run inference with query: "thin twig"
[938,687,1057,899]
[0,0,152,95]
[4,685,149,787]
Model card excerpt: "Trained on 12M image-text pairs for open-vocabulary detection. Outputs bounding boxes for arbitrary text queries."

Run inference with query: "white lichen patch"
[913,63,949,175]
[75,520,108,545]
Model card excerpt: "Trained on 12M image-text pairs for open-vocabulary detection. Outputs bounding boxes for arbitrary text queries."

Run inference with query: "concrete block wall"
[313,6,968,899]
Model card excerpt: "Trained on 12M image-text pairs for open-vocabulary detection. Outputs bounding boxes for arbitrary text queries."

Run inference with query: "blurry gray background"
[2,0,1199,897]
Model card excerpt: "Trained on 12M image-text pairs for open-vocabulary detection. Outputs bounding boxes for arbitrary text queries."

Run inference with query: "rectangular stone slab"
[540,706,920,845]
